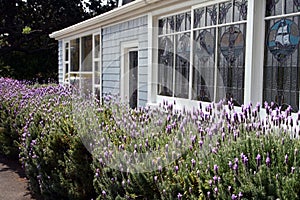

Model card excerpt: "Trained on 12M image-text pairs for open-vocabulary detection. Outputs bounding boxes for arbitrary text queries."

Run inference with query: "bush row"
[1,77,300,200]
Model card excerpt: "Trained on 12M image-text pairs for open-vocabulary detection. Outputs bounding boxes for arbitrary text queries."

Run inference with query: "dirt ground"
[0,155,37,200]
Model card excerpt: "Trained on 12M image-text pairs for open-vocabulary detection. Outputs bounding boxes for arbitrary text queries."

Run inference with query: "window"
[264,0,300,111]
[157,0,248,105]
[63,32,101,98]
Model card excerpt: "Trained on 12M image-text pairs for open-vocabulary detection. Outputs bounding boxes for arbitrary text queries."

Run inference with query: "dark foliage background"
[0,0,118,82]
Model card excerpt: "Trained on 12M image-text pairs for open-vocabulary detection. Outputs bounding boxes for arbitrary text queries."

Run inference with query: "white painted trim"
[244,0,265,105]
[120,40,139,104]
[50,0,185,40]
[147,12,153,104]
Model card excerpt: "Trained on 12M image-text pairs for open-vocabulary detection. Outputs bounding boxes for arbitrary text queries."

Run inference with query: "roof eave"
[49,0,163,40]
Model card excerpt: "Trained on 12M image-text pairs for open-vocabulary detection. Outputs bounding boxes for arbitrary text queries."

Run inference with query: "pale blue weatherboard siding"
[58,40,63,84]
[102,15,148,106]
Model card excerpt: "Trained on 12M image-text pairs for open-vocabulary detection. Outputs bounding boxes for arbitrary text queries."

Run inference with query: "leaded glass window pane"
[266,0,283,17]
[192,29,216,101]
[175,33,190,98]
[176,12,191,32]
[233,0,248,21]
[219,1,232,24]
[194,8,205,28]
[158,36,174,96]
[264,15,300,111]
[158,16,175,35]
[206,5,218,26]
[217,24,246,105]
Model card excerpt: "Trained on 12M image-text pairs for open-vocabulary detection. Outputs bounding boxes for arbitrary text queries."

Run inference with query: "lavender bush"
[1,77,300,200]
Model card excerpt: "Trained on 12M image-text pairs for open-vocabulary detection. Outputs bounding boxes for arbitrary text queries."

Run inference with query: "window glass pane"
[266,0,283,17]
[80,74,93,96]
[192,29,216,102]
[264,16,300,111]
[175,33,190,98]
[194,8,205,28]
[159,16,175,35]
[158,36,174,96]
[176,12,191,32]
[285,0,300,14]
[82,35,93,72]
[65,63,69,74]
[206,5,218,26]
[233,0,248,21]
[219,1,232,24]
[70,39,79,72]
[65,43,69,61]
[94,35,100,58]
[217,24,246,105]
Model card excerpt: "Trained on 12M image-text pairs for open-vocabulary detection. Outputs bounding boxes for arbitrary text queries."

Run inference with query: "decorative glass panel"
[266,0,283,17]
[192,29,216,101]
[217,24,246,105]
[70,39,79,72]
[194,8,205,28]
[158,16,175,35]
[233,0,248,21]
[294,0,300,12]
[175,33,190,98]
[219,2,232,24]
[206,5,218,26]
[264,16,300,111]
[176,12,191,32]
[158,36,174,96]
[81,35,92,72]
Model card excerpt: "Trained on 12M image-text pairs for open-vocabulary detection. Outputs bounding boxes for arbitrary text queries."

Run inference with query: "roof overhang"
[49,0,185,40]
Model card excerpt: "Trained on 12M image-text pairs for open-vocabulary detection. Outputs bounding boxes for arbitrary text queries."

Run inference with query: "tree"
[0,0,117,81]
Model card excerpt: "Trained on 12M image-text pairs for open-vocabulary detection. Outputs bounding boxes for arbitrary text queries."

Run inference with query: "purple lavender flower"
[266,155,271,167]
[191,159,196,168]
[285,154,288,165]
[102,190,106,197]
[231,194,237,200]
[214,187,218,194]
[256,154,261,167]
[209,179,213,187]
[238,192,243,198]
[214,164,219,174]
[291,167,295,174]
[174,165,179,174]
[177,193,182,199]
[229,161,233,169]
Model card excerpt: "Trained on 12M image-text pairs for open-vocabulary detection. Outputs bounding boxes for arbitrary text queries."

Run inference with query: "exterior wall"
[58,40,64,84]
[102,15,148,106]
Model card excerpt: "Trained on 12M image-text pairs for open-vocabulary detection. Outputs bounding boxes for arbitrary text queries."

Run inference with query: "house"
[50,0,300,112]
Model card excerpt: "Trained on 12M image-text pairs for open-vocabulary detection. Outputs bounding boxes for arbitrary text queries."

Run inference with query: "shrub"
[1,77,300,200]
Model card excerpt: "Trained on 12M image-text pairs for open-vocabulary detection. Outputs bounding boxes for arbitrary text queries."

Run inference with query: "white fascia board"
[49,0,183,40]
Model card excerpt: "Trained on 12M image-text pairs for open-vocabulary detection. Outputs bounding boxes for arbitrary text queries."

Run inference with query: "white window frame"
[62,29,102,99]
[120,40,139,104]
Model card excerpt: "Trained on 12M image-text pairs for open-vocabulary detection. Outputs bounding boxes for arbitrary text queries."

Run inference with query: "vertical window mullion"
[173,34,176,97]
[213,3,220,102]
[189,10,194,100]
